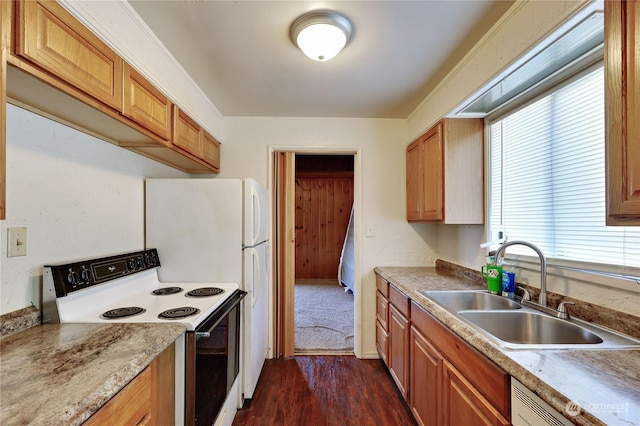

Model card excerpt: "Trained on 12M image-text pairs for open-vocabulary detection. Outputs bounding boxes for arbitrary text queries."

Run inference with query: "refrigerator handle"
[252,248,259,306]
[252,188,261,245]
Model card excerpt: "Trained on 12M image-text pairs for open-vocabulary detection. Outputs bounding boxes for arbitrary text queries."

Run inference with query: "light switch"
[8,227,27,257]
[365,223,376,237]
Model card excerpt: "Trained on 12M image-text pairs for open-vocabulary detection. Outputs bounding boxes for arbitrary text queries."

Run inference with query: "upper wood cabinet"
[202,131,221,172]
[407,126,443,221]
[173,106,221,172]
[15,0,122,110]
[123,63,172,141]
[406,118,484,224]
[174,107,203,157]
[605,0,640,225]
[2,0,221,183]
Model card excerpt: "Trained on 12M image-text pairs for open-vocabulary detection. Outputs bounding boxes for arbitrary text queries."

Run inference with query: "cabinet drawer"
[123,62,172,141]
[15,0,122,110]
[375,274,389,297]
[376,320,389,365]
[376,290,388,330]
[389,285,410,318]
[411,301,510,418]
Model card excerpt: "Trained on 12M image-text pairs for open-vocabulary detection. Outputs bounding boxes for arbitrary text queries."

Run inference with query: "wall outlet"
[8,227,27,257]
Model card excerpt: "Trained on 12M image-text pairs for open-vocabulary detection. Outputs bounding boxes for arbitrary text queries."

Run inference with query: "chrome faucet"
[493,240,547,306]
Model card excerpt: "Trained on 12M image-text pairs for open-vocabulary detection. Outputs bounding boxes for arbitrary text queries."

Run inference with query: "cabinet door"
[202,131,220,171]
[406,139,422,221]
[1,0,9,220]
[173,107,202,157]
[605,0,640,224]
[421,126,444,221]
[388,303,410,399]
[84,366,152,425]
[123,63,172,141]
[410,325,442,426]
[442,360,510,426]
[15,0,122,110]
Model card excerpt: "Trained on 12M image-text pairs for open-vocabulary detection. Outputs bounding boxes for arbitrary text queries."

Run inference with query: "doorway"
[272,148,361,358]
[294,154,354,354]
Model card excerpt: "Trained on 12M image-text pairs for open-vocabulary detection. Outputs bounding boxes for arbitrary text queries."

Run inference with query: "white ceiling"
[127,1,512,119]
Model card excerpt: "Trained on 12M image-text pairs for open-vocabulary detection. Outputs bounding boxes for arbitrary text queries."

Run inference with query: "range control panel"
[44,249,160,297]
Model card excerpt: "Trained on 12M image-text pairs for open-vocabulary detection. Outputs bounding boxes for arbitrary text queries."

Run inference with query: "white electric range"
[42,249,246,426]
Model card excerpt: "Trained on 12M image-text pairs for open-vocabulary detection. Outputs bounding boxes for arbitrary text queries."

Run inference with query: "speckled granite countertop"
[0,322,185,426]
[375,266,640,426]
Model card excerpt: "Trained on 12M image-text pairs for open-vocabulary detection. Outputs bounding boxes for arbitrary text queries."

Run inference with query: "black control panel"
[44,249,160,297]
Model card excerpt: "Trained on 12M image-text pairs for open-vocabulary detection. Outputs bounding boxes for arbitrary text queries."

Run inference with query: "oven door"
[186,290,246,426]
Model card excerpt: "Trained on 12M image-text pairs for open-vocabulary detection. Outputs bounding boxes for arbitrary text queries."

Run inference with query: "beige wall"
[221,117,438,357]
[0,105,185,315]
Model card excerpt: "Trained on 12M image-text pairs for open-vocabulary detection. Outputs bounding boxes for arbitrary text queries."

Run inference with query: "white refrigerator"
[145,178,269,403]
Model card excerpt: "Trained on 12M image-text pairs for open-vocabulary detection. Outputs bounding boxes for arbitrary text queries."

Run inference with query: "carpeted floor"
[294,280,354,354]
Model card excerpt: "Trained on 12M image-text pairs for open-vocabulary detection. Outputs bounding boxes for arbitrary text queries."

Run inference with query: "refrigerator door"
[242,241,269,399]
[243,178,269,247]
[145,179,243,283]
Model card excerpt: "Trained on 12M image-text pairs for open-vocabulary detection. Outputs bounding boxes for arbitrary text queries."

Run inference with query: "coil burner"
[158,307,201,320]
[152,287,183,295]
[102,307,146,319]
[186,287,225,297]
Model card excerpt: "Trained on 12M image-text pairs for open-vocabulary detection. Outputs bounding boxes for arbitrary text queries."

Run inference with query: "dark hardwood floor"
[233,356,417,426]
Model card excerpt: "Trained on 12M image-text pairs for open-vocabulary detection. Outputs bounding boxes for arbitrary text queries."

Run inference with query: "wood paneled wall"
[295,172,354,279]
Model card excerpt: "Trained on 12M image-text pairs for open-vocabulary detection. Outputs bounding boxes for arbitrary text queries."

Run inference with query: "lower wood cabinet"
[410,301,510,425]
[84,342,175,426]
[388,302,410,399]
[442,360,510,426]
[410,325,442,426]
[375,274,390,364]
[374,272,511,426]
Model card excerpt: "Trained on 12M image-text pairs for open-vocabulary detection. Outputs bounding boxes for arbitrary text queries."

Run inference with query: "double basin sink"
[422,290,640,349]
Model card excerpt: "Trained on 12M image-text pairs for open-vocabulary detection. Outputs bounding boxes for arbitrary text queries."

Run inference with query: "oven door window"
[194,305,240,425]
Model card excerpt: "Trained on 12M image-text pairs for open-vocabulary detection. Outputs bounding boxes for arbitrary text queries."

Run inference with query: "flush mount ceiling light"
[290,10,353,61]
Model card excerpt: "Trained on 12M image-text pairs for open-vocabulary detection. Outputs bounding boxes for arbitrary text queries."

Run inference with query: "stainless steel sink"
[423,290,522,312]
[458,310,640,349]
[423,290,640,350]
[459,311,602,344]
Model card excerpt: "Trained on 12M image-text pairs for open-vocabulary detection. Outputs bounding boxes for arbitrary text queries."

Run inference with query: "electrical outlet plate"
[8,227,27,257]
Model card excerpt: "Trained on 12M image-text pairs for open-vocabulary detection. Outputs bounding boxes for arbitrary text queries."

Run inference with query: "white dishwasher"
[511,378,575,426]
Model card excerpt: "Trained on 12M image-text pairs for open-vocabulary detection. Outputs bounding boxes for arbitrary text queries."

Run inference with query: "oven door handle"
[195,332,210,341]
[194,289,247,335]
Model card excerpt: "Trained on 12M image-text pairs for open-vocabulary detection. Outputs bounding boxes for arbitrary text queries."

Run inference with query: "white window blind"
[489,66,640,268]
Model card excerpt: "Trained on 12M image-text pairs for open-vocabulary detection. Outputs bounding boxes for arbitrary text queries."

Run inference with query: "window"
[488,65,640,268]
